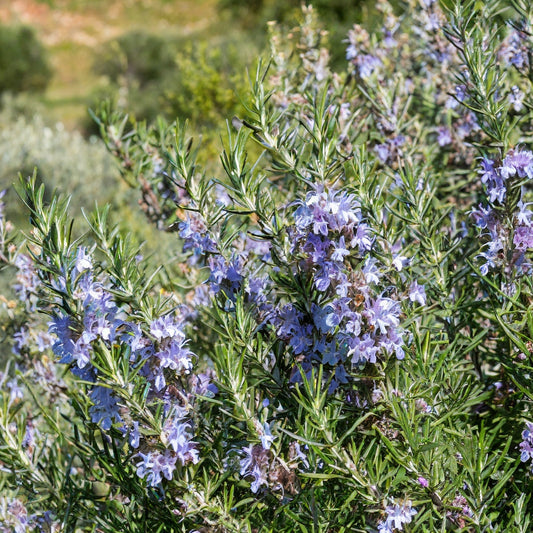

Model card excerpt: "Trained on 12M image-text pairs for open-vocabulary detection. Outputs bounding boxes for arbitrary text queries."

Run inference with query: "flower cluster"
[447,494,474,529]
[520,421,533,470]
[472,149,533,275]
[13,254,39,311]
[238,429,308,495]
[239,444,272,494]
[148,314,195,389]
[178,212,217,264]
[0,498,29,533]
[45,246,200,485]
[12,326,53,357]
[137,409,198,487]
[500,26,532,73]
[268,186,409,391]
[378,500,417,533]
[190,234,273,320]
[346,25,382,79]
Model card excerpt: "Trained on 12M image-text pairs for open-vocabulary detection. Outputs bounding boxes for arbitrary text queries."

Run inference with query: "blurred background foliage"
[88,31,253,135]
[0,24,51,94]
[218,0,384,65]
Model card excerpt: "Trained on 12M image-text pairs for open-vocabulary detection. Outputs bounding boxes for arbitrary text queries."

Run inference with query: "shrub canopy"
[0,25,51,94]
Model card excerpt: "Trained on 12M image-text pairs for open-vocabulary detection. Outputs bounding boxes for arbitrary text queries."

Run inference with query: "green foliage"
[92,31,253,132]
[0,99,120,223]
[219,0,366,29]
[0,24,51,94]
[162,38,251,129]
[95,31,177,88]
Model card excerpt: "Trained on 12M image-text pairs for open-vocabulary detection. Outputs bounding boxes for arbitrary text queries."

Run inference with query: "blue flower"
[136,450,177,487]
